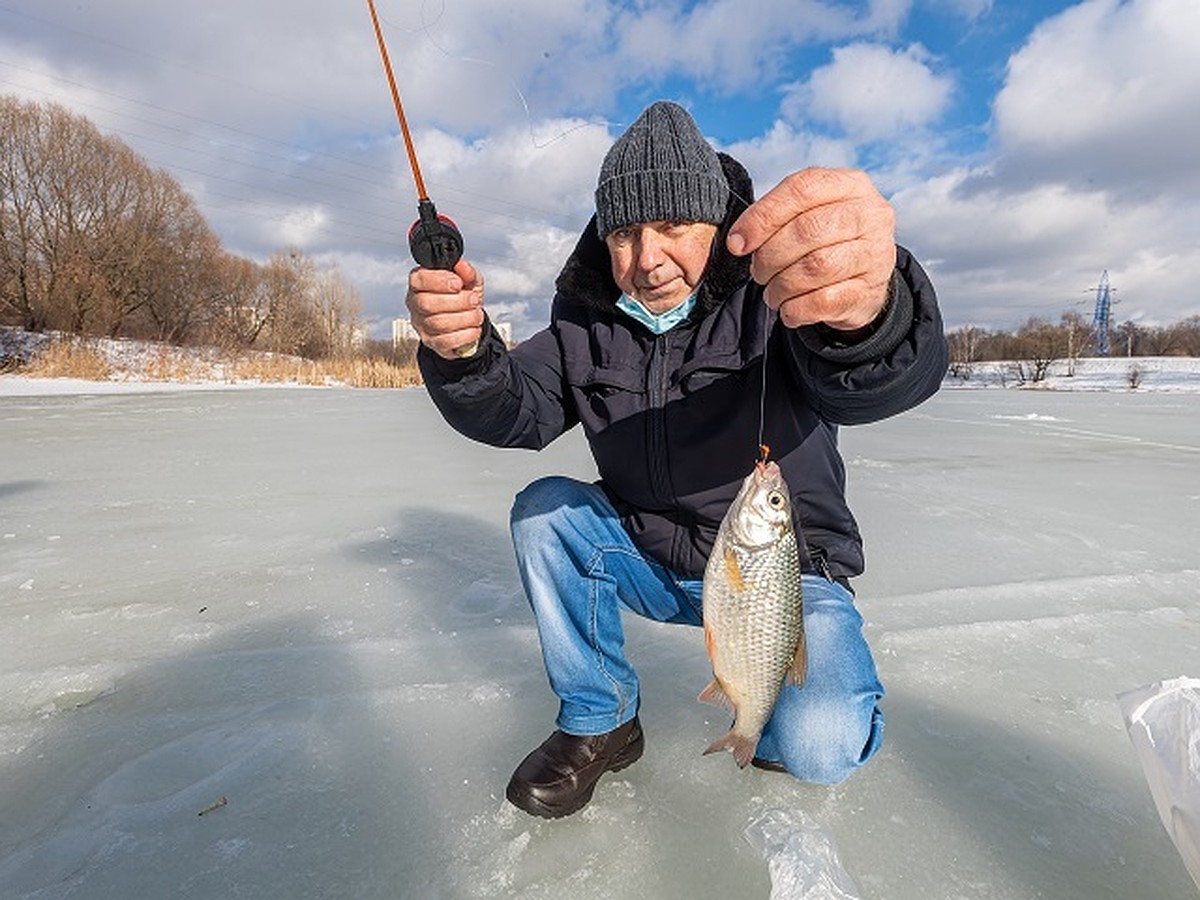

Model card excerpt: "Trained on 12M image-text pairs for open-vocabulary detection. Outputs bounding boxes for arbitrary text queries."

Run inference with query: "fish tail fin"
[698,679,734,712]
[703,729,758,769]
[786,636,808,687]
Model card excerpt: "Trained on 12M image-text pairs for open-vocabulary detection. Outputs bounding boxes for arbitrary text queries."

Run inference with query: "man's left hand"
[726,168,896,331]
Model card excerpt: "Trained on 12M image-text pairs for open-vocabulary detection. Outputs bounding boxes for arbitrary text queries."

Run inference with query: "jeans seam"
[671,573,704,621]
[587,547,630,724]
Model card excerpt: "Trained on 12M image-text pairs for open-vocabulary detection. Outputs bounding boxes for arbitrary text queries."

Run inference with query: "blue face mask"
[615,290,698,335]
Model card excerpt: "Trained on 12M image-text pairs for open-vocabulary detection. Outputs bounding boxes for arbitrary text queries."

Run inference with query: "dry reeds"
[228,355,420,388]
[21,338,113,380]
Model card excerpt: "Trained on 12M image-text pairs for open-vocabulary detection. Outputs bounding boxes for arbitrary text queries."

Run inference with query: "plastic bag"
[744,807,861,900]
[1118,676,1200,892]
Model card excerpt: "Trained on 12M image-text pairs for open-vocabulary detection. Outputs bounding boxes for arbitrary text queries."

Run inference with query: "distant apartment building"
[393,318,512,347]
[392,318,420,344]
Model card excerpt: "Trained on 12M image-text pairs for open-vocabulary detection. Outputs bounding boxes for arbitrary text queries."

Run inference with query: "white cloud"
[782,42,953,141]
[276,206,328,249]
[927,0,993,21]
[892,169,1200,328]
[6,0,1199,335]
[991,0,1200,197]
[612,0,911,93]
[891,0,1200,329]
[719,120,859,197]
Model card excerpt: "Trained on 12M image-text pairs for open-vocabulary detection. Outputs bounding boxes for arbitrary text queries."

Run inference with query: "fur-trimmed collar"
[553,153,755,318]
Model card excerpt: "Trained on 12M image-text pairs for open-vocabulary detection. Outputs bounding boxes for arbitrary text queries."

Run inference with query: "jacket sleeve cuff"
[417,314,500,381]
[794,267,914,365]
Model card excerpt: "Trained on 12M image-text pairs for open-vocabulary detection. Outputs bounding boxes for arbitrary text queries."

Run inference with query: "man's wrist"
[816,280,895,348]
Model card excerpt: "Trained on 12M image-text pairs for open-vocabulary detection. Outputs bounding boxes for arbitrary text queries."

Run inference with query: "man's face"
[605,221,718,314]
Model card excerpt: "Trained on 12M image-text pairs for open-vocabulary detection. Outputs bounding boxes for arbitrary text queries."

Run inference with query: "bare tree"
[1060,310,1091,375]
[0,98,49,329]
[947,324,983,379]
[131,170,225,343]
[1,96,224,344]
[1166,317,1200,356]
[257,250,318,355]
[206,253,269,349]
[310,264,362,359]
[1013,317,1062,382]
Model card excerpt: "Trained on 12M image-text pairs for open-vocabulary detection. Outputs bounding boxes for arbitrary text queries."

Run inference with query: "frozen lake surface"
[1,384,1198,899]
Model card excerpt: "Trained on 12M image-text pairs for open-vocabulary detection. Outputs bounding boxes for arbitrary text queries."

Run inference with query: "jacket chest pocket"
[568,365,646,425]
[677,353,749,396]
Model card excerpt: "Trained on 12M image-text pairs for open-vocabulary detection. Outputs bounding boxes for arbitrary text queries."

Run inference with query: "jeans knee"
[775,700,884,785]
[511,476,578,531]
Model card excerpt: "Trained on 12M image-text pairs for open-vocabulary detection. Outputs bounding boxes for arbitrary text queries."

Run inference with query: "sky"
[1,0,1198,341]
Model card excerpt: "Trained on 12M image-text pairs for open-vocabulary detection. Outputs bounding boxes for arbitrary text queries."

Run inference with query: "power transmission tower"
[1086,271,1118,356]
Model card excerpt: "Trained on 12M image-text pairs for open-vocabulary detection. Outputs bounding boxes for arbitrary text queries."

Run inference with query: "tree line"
[948,311,1200,381]
[0,95,361,359]
[8,93,1199,373]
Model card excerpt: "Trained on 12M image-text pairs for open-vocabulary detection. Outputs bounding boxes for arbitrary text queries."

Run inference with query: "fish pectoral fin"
[698,678,735,713]
[723,547,746,593]
[786,636,808,687]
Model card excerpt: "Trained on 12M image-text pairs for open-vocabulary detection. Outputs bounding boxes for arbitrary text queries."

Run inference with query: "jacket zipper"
[646,332,672,502]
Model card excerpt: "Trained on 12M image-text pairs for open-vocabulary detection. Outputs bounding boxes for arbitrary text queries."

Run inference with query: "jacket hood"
[554,152,755,319]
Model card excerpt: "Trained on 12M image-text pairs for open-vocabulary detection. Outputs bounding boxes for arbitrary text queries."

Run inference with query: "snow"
[945,355,1200,393]
[2,382,1199,899]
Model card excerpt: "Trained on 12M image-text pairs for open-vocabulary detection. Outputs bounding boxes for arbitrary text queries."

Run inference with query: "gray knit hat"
[594,100,727,238]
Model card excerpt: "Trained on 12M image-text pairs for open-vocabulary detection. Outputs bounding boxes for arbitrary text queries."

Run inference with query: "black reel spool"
[408,198,464,271]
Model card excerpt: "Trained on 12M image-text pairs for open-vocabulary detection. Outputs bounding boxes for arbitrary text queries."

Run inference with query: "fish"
[699,459,806,768]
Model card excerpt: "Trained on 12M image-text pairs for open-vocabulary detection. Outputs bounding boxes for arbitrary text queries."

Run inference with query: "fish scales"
[700,459,806,768]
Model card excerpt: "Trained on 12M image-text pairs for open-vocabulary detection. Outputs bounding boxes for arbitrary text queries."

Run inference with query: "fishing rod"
[365,0,477,355]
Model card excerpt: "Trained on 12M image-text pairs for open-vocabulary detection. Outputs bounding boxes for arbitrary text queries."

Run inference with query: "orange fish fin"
[703,620,716,663]
[786,636,808,687]
[723,547,746,593]
[698,678,734,713]
[703,729,758,769]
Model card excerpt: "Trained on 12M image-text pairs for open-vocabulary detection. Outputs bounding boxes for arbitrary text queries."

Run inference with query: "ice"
[2,383,1199,898]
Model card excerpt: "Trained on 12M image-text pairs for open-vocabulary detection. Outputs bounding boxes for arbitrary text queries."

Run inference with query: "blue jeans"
[509,475,885,785]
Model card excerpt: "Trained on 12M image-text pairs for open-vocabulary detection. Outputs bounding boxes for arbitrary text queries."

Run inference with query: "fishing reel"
[408,198,475,357]
[408,198,463,271]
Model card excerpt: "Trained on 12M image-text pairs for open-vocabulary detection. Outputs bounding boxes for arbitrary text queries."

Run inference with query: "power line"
[0,51,586,246]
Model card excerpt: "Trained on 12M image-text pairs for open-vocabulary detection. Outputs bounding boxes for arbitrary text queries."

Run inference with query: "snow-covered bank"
[7,325,1200,395]
[2,387,1198,898]
[0,327,414,392]
[946,355,1200,392]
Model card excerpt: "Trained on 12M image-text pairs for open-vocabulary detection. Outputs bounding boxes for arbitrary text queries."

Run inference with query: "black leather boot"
[505,717,644,818]
[750,756,789,773]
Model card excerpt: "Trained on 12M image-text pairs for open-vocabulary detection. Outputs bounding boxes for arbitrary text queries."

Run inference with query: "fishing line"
[758,300,772,464]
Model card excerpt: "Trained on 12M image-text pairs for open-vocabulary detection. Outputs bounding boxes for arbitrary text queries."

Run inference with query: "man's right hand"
[405,259,486,360]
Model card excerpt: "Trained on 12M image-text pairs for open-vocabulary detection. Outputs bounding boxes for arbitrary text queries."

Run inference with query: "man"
[407,101,948,819]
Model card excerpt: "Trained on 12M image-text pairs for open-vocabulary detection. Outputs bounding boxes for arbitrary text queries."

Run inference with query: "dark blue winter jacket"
[419,154,948,580]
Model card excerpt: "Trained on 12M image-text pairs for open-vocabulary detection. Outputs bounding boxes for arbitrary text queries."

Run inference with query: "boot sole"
[507,730,645,819]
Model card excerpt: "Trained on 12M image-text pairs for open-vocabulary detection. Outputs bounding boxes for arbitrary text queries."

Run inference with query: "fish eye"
[767,491,786,509]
